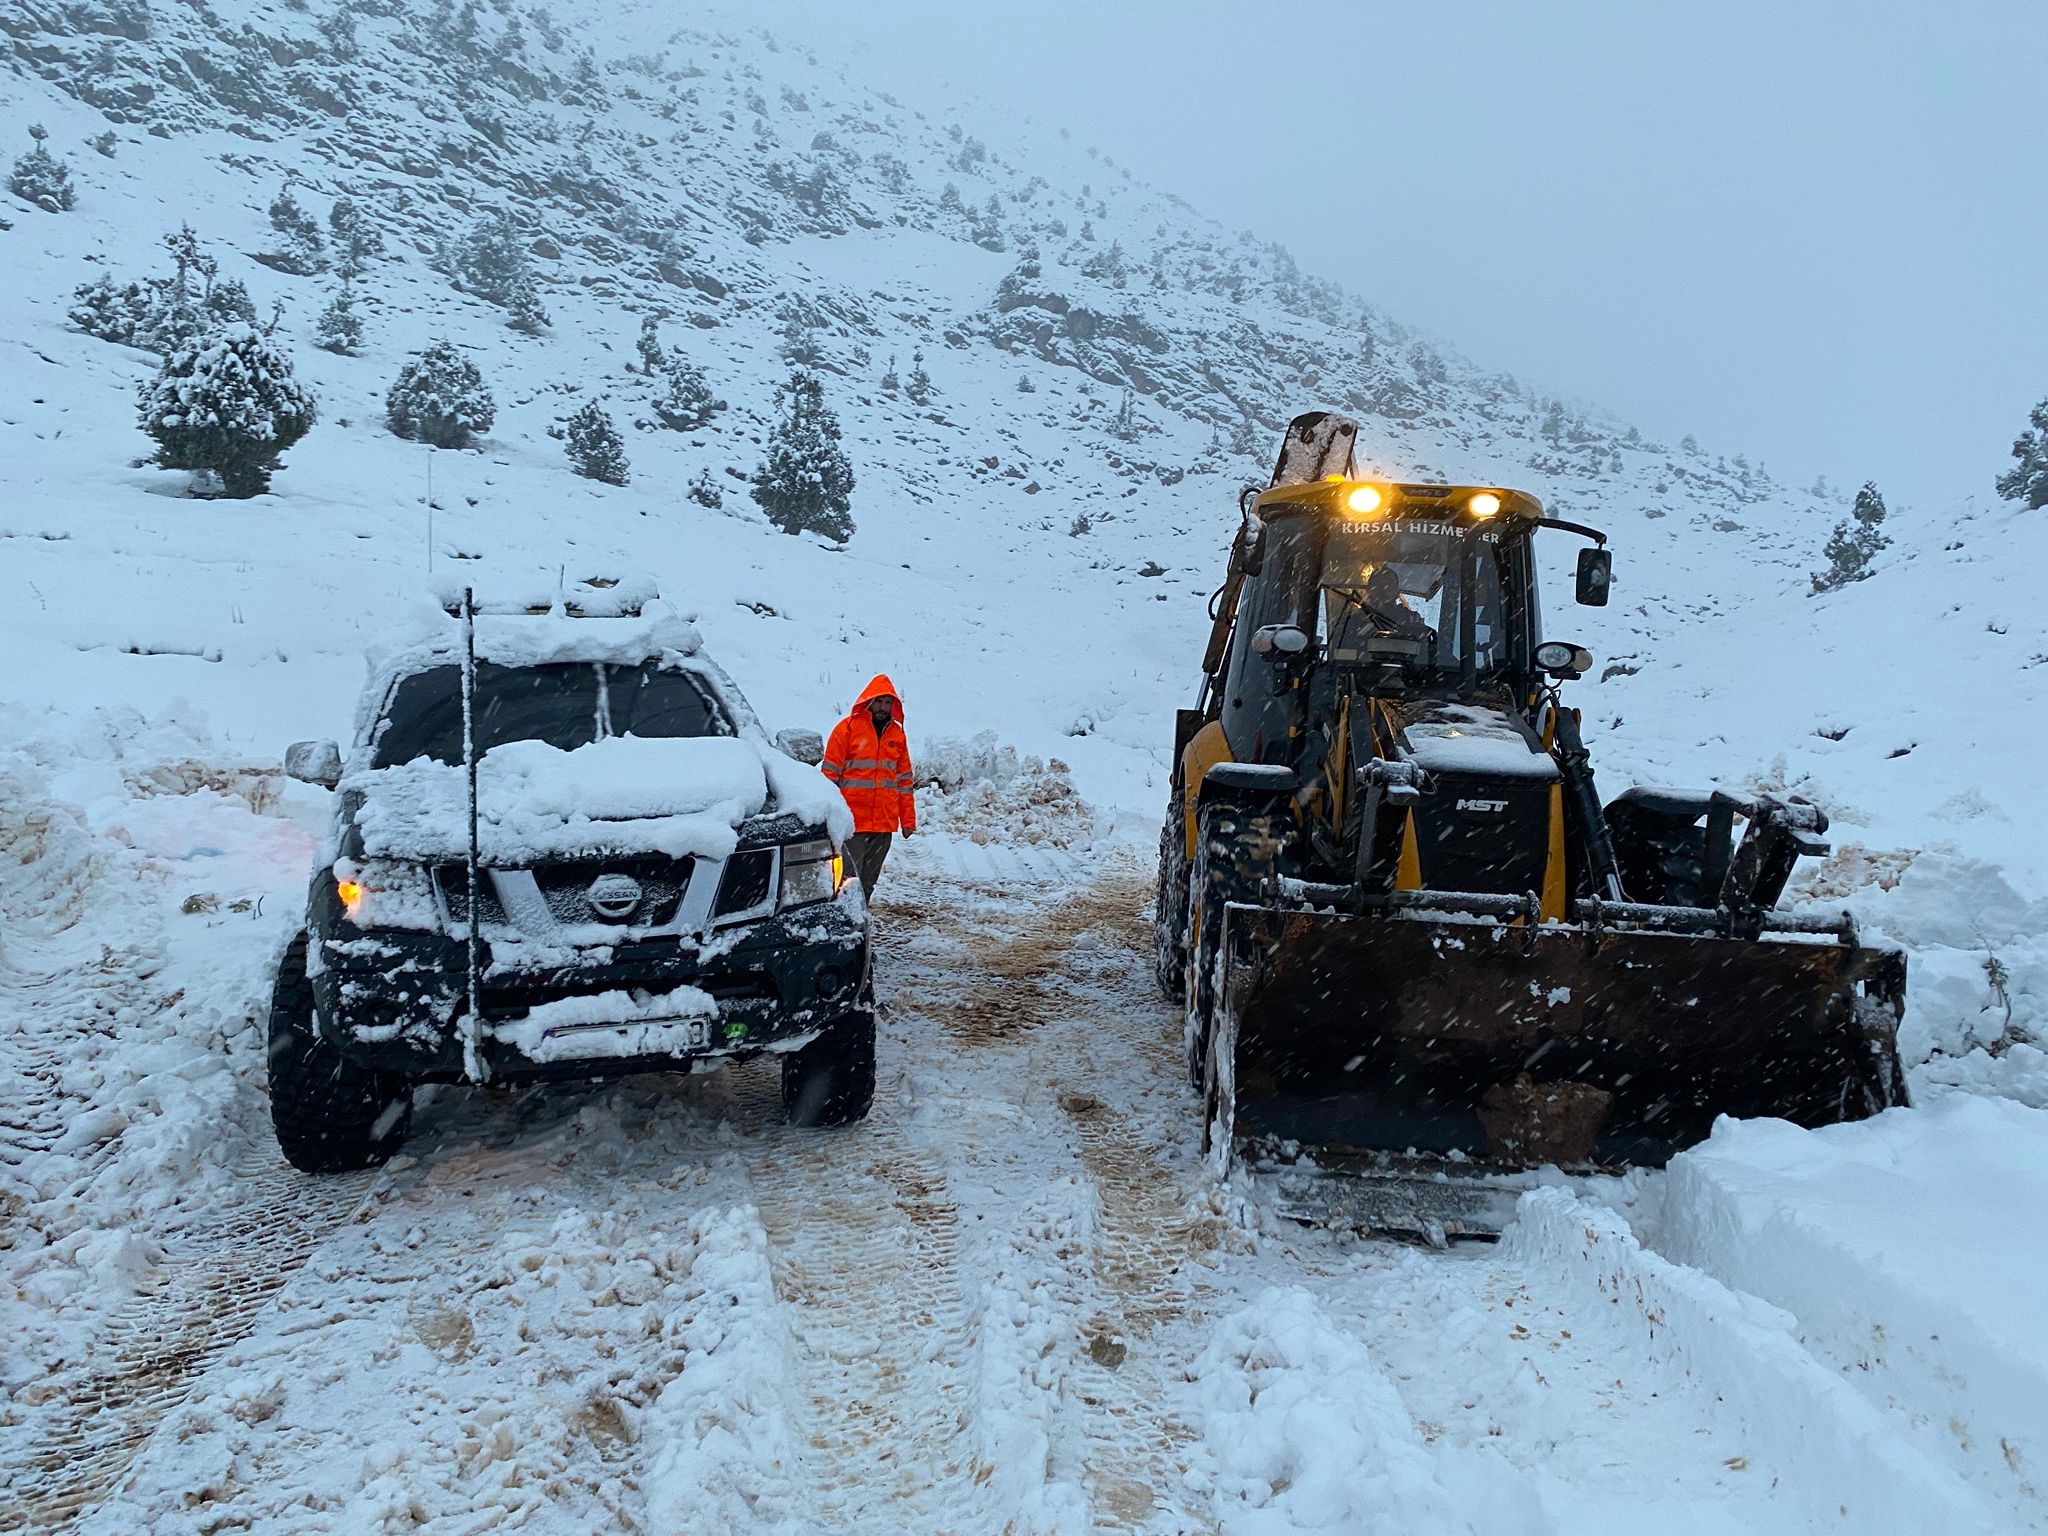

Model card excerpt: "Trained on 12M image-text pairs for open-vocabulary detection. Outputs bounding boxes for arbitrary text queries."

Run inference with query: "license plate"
[540,1015,711,1054]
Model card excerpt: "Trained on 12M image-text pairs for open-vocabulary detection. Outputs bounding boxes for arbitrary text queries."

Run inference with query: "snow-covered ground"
[3,0,2045,1529]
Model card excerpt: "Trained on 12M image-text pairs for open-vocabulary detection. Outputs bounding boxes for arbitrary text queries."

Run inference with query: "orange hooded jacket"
[822,675,917,835]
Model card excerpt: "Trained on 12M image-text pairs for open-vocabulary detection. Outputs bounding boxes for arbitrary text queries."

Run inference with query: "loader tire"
[268,934,413,1173]
[782,1009,877,1127]
[1185,802,1272,1092]
[1154,811,1188,999]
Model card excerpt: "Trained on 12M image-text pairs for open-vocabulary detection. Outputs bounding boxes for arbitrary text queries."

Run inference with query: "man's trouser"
[845,831,893,901]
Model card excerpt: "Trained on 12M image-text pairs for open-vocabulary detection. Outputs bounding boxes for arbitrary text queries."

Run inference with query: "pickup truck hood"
[344,734,851,863]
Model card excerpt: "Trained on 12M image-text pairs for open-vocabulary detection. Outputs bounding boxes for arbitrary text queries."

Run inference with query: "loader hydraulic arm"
[1549,699,1626,902]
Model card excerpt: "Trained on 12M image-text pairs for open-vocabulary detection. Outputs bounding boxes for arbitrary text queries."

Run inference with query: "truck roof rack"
[430,573,660,619]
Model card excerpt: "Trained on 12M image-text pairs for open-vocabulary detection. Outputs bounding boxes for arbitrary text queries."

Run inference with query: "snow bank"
[1184,1286,1480,1534]
[960,1178,1094,1533]
[640,1206,813,1535]
[915,731,1098,850]
[0,710,310,1448]
[350,732,848,863]
[1654,1100,2048,1524]
[1504,1188,2002,1534]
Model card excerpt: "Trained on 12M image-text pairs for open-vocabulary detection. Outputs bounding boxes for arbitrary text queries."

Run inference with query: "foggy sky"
[760,0,2045,508]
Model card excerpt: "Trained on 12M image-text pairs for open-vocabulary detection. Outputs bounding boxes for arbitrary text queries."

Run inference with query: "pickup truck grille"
[437,857,691,928]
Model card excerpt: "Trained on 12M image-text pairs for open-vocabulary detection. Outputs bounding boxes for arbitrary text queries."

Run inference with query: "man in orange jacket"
[822,674,916,901]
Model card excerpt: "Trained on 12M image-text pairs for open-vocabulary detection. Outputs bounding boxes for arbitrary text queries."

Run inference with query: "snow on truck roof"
[368,591,704,679]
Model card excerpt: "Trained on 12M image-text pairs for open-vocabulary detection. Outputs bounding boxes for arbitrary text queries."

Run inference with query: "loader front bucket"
[1215,902,1907,1175]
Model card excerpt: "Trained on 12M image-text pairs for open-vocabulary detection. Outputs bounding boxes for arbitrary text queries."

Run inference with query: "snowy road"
[1,839,2031,1534]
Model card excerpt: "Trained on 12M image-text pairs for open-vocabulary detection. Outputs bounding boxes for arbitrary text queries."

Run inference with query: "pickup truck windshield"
[371,661,729,768]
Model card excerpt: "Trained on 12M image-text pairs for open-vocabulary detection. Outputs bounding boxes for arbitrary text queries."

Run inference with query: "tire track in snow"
[728,1068,978,1533]
[0,1145,383,1534]
[1051,875,1221,1533]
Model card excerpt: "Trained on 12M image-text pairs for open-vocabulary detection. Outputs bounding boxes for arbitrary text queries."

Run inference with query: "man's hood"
[852,673,903,720]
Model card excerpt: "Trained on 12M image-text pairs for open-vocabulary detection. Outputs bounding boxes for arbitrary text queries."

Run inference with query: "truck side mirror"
[1576,548,1613,607]
[775,727,825,766]
[284,739,343,788]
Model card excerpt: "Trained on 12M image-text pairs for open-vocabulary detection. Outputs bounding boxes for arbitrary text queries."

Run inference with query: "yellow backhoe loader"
[1155,412,1907,1240]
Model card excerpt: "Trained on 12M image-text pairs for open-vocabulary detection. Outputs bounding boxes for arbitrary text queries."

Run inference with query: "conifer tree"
[879,354,900,395]
[1994,398,2048,510]
[9,124,77,212]
[1811,481,1891,593]
[262,186,327,274]
[137,324,315,497]
[563,402,628,485]
[314,283,363,355]
[386,340,494,448]
[751,369,854,541]
[635,314,667,375]
[904,348,932,405]
[328,196,383,280]
[687,468,724,509]
[651,355,725,431]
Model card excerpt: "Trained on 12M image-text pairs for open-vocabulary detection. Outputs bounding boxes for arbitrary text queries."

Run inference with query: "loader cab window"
[1221,511,1320,760]
[1319,520,1509,679]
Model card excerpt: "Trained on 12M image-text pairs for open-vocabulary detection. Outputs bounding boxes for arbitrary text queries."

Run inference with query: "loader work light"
[336,878,364,914]
[1344,485,1385,514]
[1469,492,1502,517]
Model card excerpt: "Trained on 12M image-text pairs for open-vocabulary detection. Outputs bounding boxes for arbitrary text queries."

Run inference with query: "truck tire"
[268,934,413,1173]
[782,1009,877,1127]
[1154,810,1188,999]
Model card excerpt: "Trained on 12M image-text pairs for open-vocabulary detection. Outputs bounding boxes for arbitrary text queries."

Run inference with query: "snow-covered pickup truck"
[268,588,869,1172]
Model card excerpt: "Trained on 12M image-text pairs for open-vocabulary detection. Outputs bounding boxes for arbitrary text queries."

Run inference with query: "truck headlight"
[334,858,437,929]
[778,839,843,909]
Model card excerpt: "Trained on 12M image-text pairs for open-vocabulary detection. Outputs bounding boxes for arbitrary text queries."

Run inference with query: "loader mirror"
[1250,624,1311,659]
[1575,548,1612,607]
[285,739,343,789]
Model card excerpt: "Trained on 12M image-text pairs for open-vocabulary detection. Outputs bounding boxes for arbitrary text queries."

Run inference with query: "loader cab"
[1218,482,1545,761]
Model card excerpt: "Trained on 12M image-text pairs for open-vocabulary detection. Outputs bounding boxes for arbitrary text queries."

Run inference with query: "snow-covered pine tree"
[651,355,725,431]
[1108,389,1141,442]
[1016,373,1035,393]
[446,211,548,330]
[261,187,327,274]
[779,310,822,366]
[564,402,629,485]
[314,283,363,355]
[137,324,315,498]
[905,348,933,405]
[1994,398,2048,510]
[69,276,155,347]
[328,196,383,280]
[879,354,900,395]
[386,340,494,448]
[635,314,667,375]
[687,468,724,508]
[504,269,550,335]
[971,195,1006,251]
[751,369,854,541]
[9,124,77,213]
[1811,480,1891,593]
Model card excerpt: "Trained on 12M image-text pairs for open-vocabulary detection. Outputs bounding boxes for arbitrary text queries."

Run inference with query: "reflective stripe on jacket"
[822,674,917,835]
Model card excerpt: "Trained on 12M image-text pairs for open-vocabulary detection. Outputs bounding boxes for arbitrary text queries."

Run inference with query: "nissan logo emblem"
[585,873,643,921]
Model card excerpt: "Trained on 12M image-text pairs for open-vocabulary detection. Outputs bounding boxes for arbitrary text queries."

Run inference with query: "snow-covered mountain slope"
[5,0,2046,1095]
[3,0,2041,1084]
